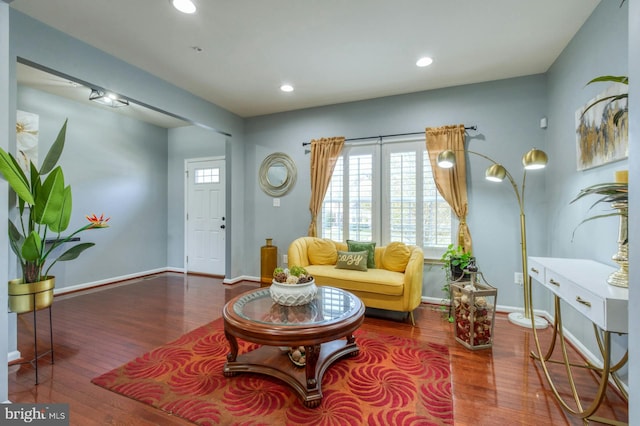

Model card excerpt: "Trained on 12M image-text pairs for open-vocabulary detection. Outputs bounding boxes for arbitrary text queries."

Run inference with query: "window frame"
[318,136,455,258]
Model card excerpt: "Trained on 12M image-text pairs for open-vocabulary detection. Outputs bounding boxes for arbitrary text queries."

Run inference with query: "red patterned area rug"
[92,319,453,425]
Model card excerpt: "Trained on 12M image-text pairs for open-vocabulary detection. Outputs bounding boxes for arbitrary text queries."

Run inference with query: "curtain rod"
[301,125,477,146]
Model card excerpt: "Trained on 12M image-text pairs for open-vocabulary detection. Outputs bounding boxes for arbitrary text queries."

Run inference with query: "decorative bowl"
[269,279,317,306]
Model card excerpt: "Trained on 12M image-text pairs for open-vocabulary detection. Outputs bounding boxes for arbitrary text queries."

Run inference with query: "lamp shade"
[522,148,548,170]
[436,150,456,168]
[485,164,507,182]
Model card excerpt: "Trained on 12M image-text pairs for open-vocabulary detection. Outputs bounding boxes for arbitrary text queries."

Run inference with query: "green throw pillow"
[336,250,368,271]
[346,240,376,268]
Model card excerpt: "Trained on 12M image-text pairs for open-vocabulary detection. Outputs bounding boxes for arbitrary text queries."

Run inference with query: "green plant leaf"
[40,119,67,175]
[44,242,96,278]
[613,108,628,125]
[0,148,34,204]
[49,185,72,233]
[580,94,628,118]
[586,75,628,85]
[571,182,627,204]
[34,166,66,227]
[55,242,95,262]
[8,220,24,259]
[22,230,42,262]
[572,212,624,241]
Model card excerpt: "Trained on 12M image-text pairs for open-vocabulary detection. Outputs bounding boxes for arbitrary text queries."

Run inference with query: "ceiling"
[10,0,601,118]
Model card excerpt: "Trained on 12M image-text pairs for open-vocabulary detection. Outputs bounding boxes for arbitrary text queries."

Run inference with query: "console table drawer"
[528,257,627,333]
[547,272,605,329]
[528,259,545,287]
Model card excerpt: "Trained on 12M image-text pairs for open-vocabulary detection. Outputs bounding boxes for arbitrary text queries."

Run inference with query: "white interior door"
[186,158,226,275]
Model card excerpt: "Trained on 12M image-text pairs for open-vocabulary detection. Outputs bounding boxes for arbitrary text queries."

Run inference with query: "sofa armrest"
[403,246,424,310]
[287,237,314,267]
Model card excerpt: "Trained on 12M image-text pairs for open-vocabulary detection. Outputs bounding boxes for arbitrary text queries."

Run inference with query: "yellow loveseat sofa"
[288,237,424,324]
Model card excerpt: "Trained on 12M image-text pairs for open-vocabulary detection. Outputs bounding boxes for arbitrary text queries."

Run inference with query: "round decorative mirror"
[259,152,297,197]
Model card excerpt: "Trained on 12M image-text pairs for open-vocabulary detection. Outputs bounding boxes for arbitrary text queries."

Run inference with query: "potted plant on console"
[0,119,109,313]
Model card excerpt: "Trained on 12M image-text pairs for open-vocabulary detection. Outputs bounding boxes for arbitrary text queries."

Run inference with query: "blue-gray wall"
[545,0,628,379]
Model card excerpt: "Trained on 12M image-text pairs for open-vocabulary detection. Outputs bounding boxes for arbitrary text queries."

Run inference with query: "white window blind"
[319,138,453,258]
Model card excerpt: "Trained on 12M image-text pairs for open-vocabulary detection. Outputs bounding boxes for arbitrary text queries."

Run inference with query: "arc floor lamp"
[437,148,549,329]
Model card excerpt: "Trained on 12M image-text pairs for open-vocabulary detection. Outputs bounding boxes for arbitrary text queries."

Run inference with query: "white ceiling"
[10,0,601,118]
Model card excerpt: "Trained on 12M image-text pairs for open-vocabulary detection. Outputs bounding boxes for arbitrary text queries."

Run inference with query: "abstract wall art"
[575,84,628,171]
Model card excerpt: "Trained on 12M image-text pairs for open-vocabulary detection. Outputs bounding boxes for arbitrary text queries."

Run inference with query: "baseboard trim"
[53,268,256,294]
[7,351,21,364]
[223,275,259,285]
[53,267,176,295]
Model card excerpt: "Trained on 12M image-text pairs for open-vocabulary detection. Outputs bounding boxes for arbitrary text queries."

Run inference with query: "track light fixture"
[89,89,129,108]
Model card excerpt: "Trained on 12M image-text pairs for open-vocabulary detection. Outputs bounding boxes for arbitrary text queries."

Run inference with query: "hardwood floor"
[8,273,628,425]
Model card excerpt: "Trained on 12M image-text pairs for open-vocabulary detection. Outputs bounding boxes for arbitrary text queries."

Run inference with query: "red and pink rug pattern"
[92,319,453,425]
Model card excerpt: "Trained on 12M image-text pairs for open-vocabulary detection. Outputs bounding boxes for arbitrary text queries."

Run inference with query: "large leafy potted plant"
[0,119,109,313]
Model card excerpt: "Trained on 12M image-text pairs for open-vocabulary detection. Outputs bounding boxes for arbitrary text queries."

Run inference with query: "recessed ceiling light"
[171,0,196,14]
[280,84,294,93]
[416,57,433,67]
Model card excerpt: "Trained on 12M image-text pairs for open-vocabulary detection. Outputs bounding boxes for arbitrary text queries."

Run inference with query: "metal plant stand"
[17,291,55,385]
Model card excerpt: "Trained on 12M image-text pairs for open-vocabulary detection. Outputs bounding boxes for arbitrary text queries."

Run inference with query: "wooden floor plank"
[8,273,628,425]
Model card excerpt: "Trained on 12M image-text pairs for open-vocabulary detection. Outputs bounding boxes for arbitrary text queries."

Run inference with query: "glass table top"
[233,286,359,326]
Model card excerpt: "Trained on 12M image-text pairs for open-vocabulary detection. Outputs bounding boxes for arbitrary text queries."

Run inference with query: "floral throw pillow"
[346,240,376,268]
[335,251,368,271]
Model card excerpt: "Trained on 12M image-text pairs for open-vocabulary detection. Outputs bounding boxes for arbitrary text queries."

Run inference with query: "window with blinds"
[319,138,453,258]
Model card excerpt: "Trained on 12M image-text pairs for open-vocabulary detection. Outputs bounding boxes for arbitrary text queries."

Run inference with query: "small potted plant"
[0,119,109,313]
[439,244,475,322]
[270,266,316,306]
[440,244,474,281]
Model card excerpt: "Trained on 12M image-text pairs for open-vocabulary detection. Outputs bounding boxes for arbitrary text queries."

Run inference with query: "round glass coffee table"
[223,286,365,407]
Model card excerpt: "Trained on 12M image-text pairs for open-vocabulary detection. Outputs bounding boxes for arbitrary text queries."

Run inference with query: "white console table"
[528,257,628,425]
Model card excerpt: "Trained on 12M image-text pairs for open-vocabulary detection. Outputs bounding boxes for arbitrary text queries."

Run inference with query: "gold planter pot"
[8,276,55,314]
